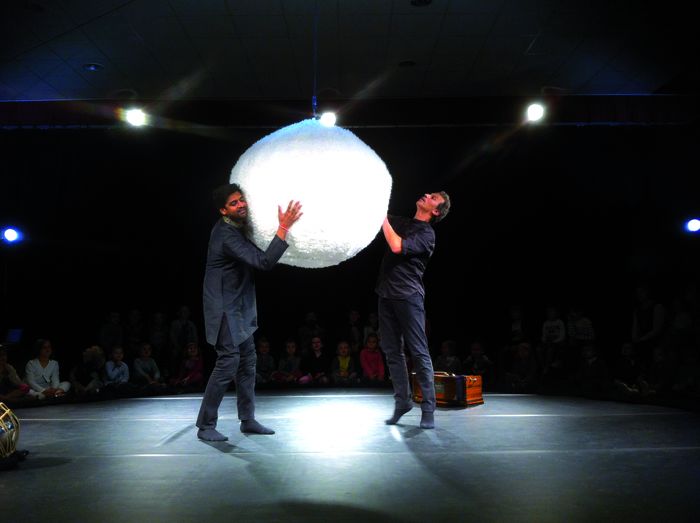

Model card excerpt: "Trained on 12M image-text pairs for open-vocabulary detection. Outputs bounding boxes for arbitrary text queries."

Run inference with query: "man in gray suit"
[197,183,302,441]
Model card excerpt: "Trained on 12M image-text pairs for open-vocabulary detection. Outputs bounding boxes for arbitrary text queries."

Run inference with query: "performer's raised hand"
[277,200,303,239]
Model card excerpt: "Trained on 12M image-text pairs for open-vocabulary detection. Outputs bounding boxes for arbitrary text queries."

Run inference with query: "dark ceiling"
[1,0,698,103]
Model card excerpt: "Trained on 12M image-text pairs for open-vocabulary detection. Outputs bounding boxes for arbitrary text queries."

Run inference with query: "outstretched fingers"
[279,200,303,229]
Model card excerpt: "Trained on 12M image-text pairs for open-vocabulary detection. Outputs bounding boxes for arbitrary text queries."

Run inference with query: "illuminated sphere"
[230,119,392,268]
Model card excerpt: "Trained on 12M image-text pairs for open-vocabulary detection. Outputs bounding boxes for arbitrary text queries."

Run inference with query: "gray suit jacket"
[203,218,288,346]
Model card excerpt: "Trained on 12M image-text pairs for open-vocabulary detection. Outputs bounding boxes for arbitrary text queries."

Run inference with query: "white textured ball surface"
[230,119,392,268]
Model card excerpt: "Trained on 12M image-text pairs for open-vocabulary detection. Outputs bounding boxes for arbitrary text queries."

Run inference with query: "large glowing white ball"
[230,118,392,268]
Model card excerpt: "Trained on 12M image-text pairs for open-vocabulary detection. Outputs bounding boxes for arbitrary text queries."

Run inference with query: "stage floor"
[3,391,700,522]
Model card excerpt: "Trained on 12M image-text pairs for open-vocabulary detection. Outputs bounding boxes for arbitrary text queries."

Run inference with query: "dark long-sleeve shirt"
[375,215,435,299]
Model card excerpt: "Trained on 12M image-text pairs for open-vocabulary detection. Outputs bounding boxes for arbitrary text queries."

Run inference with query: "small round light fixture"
[1,228,22,244]
[83,63,104,72]
[526,103,545,123]
[124,108,147,127]
[686,219,700,233]
[319,112,336,127]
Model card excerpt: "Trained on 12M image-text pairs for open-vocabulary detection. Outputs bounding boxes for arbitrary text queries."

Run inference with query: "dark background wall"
[1,122,698,365]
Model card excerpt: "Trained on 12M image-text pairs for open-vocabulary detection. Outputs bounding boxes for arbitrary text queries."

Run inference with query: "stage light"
[124,108,147,127]
[526,103,545,123]
[82,63,104,72]
[686,219,700,233]
[230,118,392,268]
[319,112,336,127]
[1,228,22,244]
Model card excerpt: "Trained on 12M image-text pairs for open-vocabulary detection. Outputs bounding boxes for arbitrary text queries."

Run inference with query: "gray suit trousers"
[379,294,436,413]
[196,316,256,429]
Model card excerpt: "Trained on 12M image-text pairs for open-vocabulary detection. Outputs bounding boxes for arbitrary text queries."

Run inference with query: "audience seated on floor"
[25,339,71,400]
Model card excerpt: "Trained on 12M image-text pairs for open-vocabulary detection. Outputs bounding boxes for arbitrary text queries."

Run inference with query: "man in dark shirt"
[376,191,451,429]
[196,183,302,441]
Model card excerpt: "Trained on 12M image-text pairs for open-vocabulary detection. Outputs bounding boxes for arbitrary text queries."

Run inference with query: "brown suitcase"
[412,372,484,407]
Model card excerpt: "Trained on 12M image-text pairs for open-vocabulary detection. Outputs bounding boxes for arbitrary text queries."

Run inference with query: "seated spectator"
[567,307,596,352]
[645,345,677,398]
[671,346,700,398]
[0,347,35,403]
[170,342,204,390]
[612,342,645,396]
[574,344,611,399]
[70,345,105,399]
[271,339,302,384]
[360,333,385,384]
[539,306,567,371]
[498,305,531,379]
[363,312,380,347]
[434,339,462,374]
[463,341,493,385]
[297,312,325,357]
[503,342,538,393]
[631,284,666,367]
[25,339,71,399]
[255,338,276,385]
[339,309,363,355]
[104,346,137,396]
[299,335,331,385]
[133,342,166,393]
[331,340,359,385]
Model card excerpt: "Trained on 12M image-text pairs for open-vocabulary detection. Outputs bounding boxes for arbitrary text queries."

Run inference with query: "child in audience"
[272,339,302,384]
[70,345,105,399]
[255,338,276,385]
[133,342,166,393]
[332,340,358,385]
[170,342,204,390]
[360,333,385,384]
[0,347,35,402]
[25,339,71,399]
[434,339,462,374]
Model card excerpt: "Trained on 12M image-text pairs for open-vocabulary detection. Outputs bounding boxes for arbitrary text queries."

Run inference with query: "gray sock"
[420,411,435,429]
[385,406,412,425]
[197,428,228,441]
[240,419,275,435]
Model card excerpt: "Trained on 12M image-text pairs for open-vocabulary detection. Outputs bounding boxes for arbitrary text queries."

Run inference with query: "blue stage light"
[686,219,700,233]
[1,228,22,243]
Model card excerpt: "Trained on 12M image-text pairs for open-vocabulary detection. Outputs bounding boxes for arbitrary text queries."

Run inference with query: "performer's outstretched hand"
[277,200,303,240]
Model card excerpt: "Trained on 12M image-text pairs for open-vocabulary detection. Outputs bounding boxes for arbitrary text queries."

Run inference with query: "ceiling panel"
[233,15,289,38]
[392,0,449,14]
[387,38,438,66]
[339,1,393,14]
[338,14,391,37]
[17,80,64,100]
[58,0,132,25]
[447,0,506,14]
[471,35,534,73]
[225,0,284,16]
[168,0,231,17]
[0,61,39,99]
[390,14,444,37]
[182,17,238,38]
[441,13,497,36]
[0,1,694,101]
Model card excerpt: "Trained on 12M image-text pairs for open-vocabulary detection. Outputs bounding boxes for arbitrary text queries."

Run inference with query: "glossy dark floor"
[3,391,700,522]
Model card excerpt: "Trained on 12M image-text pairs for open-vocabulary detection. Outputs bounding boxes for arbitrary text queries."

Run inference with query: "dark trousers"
[196,316,256,429]
[379,294,436,413]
